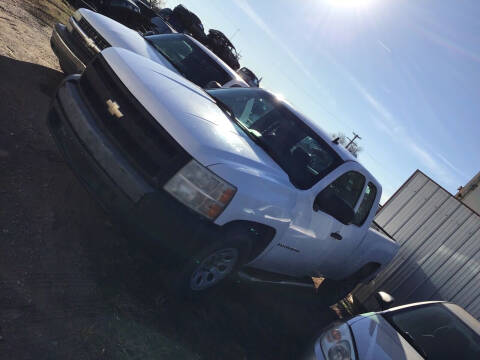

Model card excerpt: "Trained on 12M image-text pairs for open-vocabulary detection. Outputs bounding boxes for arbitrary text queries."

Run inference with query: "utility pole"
[346,132,361,150]
[230,28,240,40]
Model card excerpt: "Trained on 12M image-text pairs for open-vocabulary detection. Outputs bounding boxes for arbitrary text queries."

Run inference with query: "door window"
[320,171,366,210]
[351,182,378,226]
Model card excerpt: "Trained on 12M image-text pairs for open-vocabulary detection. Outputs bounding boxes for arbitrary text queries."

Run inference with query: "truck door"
[285,162,378,280]
[253,162,370,279]
[308,168,368,278]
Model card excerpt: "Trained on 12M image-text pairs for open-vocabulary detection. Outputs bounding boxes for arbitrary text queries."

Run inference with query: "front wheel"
[189,247,239,291]
[173,238,251,298]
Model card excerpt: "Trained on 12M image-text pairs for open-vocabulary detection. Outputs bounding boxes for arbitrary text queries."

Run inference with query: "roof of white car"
[347,300,447,326]
[381,300,447,314]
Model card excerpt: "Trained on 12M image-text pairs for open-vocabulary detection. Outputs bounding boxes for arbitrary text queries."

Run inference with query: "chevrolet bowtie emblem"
[106,99,123,118]
[85,37,95,48]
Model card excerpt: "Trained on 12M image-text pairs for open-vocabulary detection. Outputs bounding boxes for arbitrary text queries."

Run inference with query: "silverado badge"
[106,99,123,118]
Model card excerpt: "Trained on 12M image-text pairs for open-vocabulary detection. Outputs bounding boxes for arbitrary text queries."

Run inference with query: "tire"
[317,278,358,306]
[173,5,201,28]
[171,236,252,298]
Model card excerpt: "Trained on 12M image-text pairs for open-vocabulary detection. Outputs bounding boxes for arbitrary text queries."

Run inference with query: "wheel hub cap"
[190,248,239,291]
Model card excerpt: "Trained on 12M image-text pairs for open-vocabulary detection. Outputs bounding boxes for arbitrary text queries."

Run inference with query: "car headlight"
[68,11,82,32]
[320,322,356,360]
[73,10,82,22]
[163,160,236,220]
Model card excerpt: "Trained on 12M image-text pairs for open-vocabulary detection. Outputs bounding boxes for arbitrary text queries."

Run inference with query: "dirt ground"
[0,1,352,359]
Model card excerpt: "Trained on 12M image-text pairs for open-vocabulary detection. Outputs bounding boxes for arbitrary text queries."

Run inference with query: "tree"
[331,132,362,158]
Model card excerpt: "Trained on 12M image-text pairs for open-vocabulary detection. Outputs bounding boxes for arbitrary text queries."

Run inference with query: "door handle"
[330,232,342,240]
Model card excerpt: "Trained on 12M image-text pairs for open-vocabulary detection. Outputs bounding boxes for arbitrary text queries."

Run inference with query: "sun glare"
[326,0,376,9]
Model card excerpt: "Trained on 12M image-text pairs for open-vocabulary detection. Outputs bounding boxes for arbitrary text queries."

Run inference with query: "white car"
[307,293,480,360]
[50,8,247,88]
[47,47,398,299]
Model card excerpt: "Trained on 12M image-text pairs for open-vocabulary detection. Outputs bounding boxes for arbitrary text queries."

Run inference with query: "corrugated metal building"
[355,170,480,319]
[456,170,480,214]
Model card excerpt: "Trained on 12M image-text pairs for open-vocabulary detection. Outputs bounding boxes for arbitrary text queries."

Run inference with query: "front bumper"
[50,23,86,74]
[47,75,221,258]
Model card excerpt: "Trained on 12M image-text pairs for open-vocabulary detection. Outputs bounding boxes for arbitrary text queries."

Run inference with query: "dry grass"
[24,0,73,27]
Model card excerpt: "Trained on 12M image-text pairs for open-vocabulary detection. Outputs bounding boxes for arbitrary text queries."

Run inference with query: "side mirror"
[205,81,222,89]
[375,291,395,310]
[314,192,355,225]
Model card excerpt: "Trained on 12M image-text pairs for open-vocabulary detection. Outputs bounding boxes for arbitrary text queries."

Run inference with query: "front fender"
[207,162,295,261]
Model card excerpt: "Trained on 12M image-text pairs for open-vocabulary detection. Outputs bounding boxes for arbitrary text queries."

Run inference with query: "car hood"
[79,8,177,73]
[101,47,290,186]
[346,314,423,360]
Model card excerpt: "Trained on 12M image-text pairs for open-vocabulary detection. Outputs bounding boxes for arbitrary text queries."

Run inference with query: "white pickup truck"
[47,47,398,301]
[50,8,247,88]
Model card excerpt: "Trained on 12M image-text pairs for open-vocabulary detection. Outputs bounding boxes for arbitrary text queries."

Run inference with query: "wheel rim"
[190,248,239,291]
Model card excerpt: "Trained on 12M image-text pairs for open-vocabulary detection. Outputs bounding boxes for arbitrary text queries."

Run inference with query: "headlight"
[320,322,356,360]
[73,10,82,22]
[68,11,82,32]
[164,160,236,220]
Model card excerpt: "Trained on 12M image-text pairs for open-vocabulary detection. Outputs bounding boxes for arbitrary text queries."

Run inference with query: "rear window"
[321,171,366,209]
[351,182,377,226]
[145,34,231,88]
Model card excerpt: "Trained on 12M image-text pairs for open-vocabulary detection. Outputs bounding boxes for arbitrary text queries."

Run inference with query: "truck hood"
[79,8,178,74]
[101,47,290,186]
[346,314,423,360]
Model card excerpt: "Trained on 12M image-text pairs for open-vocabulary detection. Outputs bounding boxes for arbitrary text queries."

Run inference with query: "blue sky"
[165,0,479,203]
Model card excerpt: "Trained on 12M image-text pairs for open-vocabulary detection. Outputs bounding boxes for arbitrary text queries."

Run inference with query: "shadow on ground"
[0,55,341,360]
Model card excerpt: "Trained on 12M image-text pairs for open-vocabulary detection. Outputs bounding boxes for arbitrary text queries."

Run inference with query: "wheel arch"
[221,220,276,262]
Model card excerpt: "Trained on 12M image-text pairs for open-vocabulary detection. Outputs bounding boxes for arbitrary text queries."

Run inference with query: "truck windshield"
[145,34,231,88]
[207,88,343,189]
[383,303,480,360]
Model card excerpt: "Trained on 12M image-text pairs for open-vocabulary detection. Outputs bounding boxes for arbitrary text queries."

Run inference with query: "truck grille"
[68,17,111,65]
[69,26,96,64]
[78,55,191,187]
[78,18,110,51]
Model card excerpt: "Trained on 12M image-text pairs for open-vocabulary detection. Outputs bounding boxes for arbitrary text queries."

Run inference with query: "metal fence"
[354,170,480,319]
